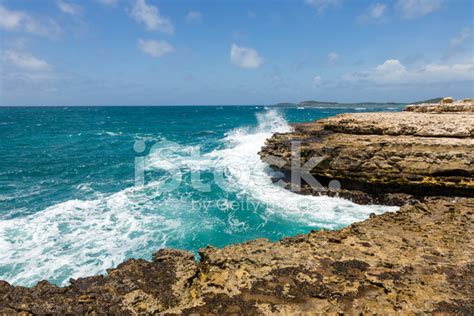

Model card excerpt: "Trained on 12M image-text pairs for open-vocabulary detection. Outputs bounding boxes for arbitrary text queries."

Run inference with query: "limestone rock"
[259,111,474,204]
[404,98,474,113]
[442,96,454,103]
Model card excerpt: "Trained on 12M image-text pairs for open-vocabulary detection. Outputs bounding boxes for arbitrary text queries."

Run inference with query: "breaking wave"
[0,110,397,286]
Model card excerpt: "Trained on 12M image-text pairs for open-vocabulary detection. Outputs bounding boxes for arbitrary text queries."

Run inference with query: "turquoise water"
[0,105,400,286]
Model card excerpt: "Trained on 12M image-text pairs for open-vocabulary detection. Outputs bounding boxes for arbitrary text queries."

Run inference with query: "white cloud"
[58,1,82,15]
[0,4,62,38]
[0,5,23,30]
[138,39,174,58]
[186,11,202,23]
[396,0,443,19]
[230,44,263,69]
[370,3,386,18]
[359,3,386,21]
[305,0,341,14]
[420,63,474,81]
[3,50,52,71]
[344,59,474,84]
[313,75,322,86]
[130,0,174,34]
[374,59,407,82]
[328,52,339,63]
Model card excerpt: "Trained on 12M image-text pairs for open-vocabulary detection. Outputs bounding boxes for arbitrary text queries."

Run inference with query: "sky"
[0,0,473,106]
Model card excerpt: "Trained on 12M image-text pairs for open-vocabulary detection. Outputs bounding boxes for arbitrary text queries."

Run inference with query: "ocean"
[0,105,400,286]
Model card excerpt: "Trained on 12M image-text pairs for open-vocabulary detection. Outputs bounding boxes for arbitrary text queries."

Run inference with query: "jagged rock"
[0,198,472,314]
[0,249,196,315]
[259,111,474,204]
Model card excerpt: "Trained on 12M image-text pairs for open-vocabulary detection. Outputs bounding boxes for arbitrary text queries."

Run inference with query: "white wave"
[105,131,121,136]
[0,109,397,287]
[133,133,163,143]
[75,182,94,193]
[0,183,182,286]
[205,110,397,227]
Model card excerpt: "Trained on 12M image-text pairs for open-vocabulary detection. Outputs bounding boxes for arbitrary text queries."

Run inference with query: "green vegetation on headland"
[408,97,443,105]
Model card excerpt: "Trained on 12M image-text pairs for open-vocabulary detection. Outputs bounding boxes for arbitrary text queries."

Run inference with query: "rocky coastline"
[1,99,473,314]
[260,98,474,206]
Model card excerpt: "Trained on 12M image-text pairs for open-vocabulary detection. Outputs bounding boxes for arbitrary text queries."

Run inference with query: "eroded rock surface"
[320,112,474,137]
[405,99,473,113]
[259,110,474,205]
[0,198,472,314]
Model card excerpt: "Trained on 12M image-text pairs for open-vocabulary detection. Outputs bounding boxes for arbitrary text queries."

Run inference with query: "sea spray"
[0,107,398,286]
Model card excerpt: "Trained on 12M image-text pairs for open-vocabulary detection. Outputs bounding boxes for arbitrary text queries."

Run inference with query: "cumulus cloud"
[186,11,202,23]
[130,0,174,34]
[305,0,341,14]
[344,59,474,84]
[230,44,263,69]
[58,1,82,15]
[0,4,62,38]
[138,39,174,58]
[374,59,407,82]
[396,0,443,19]
[3,50,52,71]
[358,3,387,21]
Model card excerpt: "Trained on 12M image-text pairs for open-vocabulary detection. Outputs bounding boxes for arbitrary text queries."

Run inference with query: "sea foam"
[0,109,397,286]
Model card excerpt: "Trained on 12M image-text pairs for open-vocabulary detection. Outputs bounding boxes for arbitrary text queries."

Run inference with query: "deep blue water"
[0,105,401,286]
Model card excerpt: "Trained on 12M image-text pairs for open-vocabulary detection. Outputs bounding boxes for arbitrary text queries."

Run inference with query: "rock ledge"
[259,100,473,205]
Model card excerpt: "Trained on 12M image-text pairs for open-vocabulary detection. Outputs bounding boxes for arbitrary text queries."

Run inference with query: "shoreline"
[1,99,473,314]
[260,102,474,206]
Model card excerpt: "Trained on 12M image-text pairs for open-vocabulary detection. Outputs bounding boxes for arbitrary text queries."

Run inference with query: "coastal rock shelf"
[1,198,473,314]
[259,103,474,205]
[404,99,474,113]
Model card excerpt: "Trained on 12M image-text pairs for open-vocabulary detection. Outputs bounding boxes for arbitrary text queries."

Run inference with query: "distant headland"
[271,97,446,108]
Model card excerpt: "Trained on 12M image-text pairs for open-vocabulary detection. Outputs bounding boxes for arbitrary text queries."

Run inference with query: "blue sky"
[0,0,473,106]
